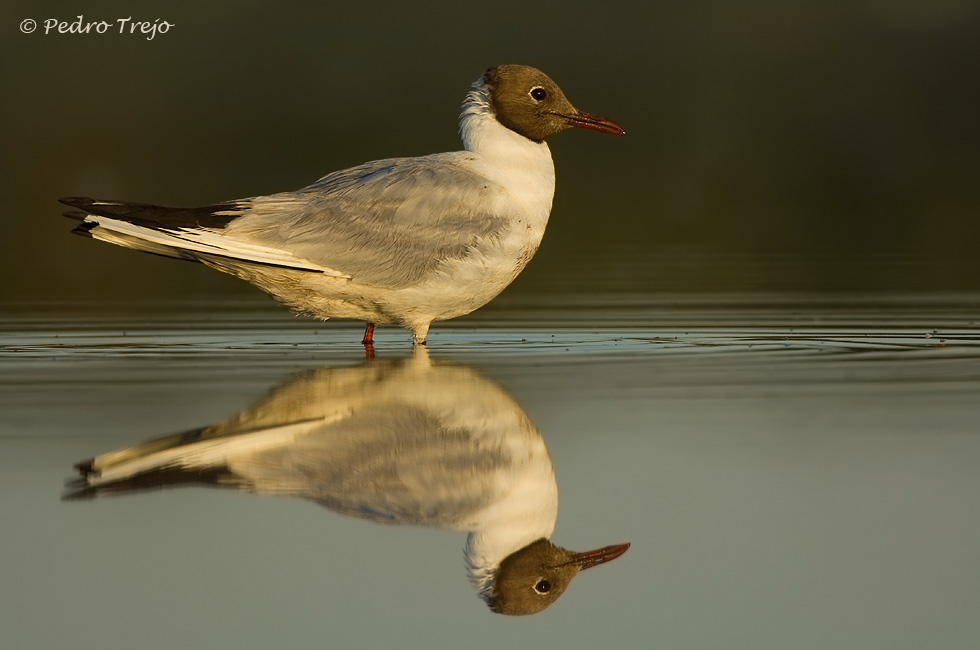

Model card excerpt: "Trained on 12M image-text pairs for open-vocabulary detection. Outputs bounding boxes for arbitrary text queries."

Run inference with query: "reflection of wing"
[65,353,548,531]
[238,404,511,526]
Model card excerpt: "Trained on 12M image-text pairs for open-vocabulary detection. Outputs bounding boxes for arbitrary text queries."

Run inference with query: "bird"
[60,64,624,345]
[64,349,629,615]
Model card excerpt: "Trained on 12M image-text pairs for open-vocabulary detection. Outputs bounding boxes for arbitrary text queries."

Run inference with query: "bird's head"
[481,64,626,142]
[486,538,630,615]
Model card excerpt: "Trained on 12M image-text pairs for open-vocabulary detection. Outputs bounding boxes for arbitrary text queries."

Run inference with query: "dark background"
[3,0,979,302]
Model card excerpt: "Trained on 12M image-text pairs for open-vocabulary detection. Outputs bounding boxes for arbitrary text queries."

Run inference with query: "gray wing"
[222,153,510,288]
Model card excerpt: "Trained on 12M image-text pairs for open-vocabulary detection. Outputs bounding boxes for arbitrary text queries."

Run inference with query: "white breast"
[397,92,557,323]
[460,89,557,227]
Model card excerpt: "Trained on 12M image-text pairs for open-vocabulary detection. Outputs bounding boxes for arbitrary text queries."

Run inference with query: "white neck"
[460,84,552,157]
[462,432,558,602]
[458,83,557,224]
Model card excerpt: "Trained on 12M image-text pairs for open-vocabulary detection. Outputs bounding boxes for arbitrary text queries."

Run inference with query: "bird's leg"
[411,322,430,346]
[362,322,376,346]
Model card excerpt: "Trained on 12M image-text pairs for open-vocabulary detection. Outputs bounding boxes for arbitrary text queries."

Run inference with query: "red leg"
[362,322,376,346]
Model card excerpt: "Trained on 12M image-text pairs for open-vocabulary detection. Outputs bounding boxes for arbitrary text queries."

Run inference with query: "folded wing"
[63,153,508,288]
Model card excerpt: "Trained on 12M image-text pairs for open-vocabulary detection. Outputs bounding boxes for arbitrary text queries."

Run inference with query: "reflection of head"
[487,539,630,616]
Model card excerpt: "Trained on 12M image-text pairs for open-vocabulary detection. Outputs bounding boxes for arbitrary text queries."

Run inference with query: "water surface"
[2,293,979,649]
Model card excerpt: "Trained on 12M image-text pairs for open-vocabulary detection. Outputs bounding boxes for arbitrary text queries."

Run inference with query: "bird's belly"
[407,221,545,321]
[206,218,543,328]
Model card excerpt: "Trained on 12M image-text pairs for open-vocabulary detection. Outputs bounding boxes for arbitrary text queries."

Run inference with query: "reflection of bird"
[65,350,628,615]
[61,65,624,345]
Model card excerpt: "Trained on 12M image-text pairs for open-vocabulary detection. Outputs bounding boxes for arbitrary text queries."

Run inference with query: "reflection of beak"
[550,110,626,136]
[552,543,631,570]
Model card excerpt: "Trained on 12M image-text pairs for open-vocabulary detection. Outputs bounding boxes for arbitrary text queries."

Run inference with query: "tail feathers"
[71,219,208,262]
[62,425,245,500]
[60,196,350,276]
[62,416,334,500]
[61,195,245,264]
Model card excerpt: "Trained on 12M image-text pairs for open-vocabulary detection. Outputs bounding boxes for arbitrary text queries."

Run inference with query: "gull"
[61,64,624,345]
[64,350,629,615]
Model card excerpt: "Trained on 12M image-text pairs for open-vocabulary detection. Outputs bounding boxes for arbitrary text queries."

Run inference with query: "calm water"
[2,293,979,649]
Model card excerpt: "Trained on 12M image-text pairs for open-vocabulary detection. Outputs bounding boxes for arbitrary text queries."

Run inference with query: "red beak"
[551,110,626,136]
[551,543,631,570]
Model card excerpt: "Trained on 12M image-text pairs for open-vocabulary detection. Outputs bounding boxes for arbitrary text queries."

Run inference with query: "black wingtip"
[62,465,245,501]
[71,221,98,238]
[56,197,242,230]
[63,210,89,222]
[61,478,99,501]
[61,459,99,500]
[59,197,99,209]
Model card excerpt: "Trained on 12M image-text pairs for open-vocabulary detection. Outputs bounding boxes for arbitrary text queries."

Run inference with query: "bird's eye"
[534,579,551,594]
[529,87,547,101]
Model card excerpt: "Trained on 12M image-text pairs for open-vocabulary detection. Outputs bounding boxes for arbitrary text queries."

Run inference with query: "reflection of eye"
[534,579,551,594]
[530,87,547,101]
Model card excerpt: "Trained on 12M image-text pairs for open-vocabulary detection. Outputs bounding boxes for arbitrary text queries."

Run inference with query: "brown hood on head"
[482,65,625,142]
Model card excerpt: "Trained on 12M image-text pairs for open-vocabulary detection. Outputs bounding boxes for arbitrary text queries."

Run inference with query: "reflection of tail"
[63,416,337,501]
[64,424,234,500]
